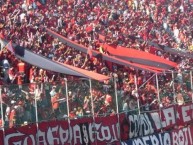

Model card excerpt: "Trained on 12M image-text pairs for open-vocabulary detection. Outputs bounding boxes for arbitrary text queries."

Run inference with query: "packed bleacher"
[0,0,193,129]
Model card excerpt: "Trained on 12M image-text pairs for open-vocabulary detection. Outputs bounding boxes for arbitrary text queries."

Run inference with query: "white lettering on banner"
[182,106,191,122]
[133,133,170,145]
[95,123,104,141]
[73,124,82,144]
[89,123,95,142]
[143,136,150,145]
[37,130,47,145]
[172,127,192,145]
[141,114,154,136]
[158,134,163,145]
[162,107,175,128]
[163,132,171,145]
[23,135,35,145]
[59,126,69,144]
[150,112,162,130]
[101,126,111,141]
[47,126,60,145]
[5,132,25,145]
[129,114,138,138]
[181,104,193,123]
[149,135,159,145]
[150,107,176,130]
[128,113,154,138]
[82,124,89,144]
[4,122,119,144]
[112,124,118,142]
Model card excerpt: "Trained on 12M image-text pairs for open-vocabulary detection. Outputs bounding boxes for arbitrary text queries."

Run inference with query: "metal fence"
[0,70,193,130]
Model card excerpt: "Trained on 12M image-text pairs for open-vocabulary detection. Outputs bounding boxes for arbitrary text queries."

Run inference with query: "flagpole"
[89,79,95,118]
[64,78,72,145]
[0,86,5,145]
[89,78,97,145]
[34,83,39,145]
[190,71,193,103]
[64,78,69,117]
[134,75,140,115]
[155,73,163,131]
[171,71,176,104]
[114,77,120,140]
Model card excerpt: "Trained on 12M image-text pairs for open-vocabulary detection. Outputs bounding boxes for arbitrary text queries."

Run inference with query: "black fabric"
[15,45,25,57]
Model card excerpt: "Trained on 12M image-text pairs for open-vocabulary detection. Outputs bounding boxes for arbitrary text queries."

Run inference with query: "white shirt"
[20,13,26,22]
[173,28,179,38]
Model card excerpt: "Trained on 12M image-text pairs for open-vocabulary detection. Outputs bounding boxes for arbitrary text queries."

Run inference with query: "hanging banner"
[121,125,193,145]
[121,112,155,139]
[3,116,121,145]
[3,103,193,144]
[121,132,171,145]
[150,105,176,131]
[69,117,94,145]
[176,103,193,126]
[94,115,120,145]
[4,123,37,145]
[171,126,193,145]
[0,129,4,145]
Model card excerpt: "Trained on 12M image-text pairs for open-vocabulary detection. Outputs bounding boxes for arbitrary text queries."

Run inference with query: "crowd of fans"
[0,0,193,128]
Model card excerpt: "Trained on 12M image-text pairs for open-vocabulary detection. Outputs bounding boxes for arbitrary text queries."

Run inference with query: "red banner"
[176,103,193,126]
[0,129,4,145]
[171,125,193,145]
[3,103,193,144]
[95,115,120,145]
[150,105,176,131]
[4,123,37,145]
[3,116,121,145]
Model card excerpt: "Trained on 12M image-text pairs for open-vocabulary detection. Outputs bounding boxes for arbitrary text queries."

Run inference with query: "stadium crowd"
[0,0,193,128]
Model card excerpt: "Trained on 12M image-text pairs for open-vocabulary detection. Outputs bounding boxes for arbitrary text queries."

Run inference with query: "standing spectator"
[51,93,60,118]
[9,104,16,128]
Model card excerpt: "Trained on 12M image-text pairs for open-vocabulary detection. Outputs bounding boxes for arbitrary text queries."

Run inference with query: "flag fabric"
[99,34,106,42]
[0,33,5,39]
[6,41,15,54]
[86,25,93,33]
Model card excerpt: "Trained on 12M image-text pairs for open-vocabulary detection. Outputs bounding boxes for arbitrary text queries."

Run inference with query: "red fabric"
[86,25,93,33]
[17,62,25,73]
[47,28,161,73]
[0,33,5,39]
[100,44,177,68]
[99,34,106,42]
